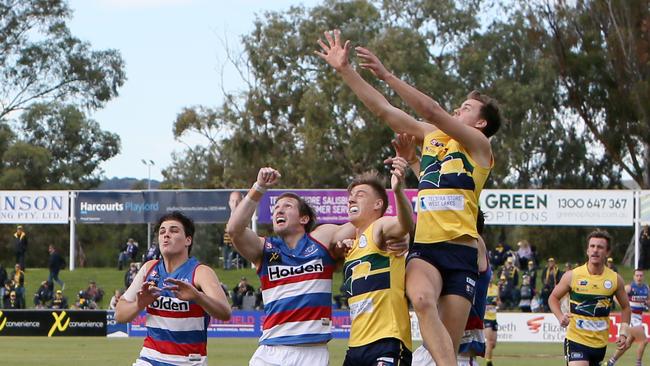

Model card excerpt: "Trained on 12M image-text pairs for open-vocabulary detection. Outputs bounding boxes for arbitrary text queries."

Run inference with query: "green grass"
[0,338,644,365]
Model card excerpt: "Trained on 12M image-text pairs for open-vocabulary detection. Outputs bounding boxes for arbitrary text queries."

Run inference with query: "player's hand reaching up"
[315,29,351,72]
[356,46,391,81]
[388,156,408,192]
[257,167,281,189]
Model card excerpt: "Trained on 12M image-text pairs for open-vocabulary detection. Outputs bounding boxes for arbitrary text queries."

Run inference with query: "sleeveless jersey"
[257,234,335,346]
[629,282,649,315]
[415,130,492,244]
[140,257,210,365]
[459,264,491,356]
[343,223,412,350]
[485,283,499,322]
[566,264,618,348]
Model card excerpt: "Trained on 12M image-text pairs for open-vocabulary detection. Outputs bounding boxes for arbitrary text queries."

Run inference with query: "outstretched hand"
[257,167,281,189]
[136,281,161,309]
[315,29,351,71]
[384,133,417,166]
[356,46,390,80]
[388,156,408,191]
[163,278,200,302]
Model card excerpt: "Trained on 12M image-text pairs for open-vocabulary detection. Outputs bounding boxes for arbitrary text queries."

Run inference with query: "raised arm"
[316,30,431,142]
[226,167,280,267]
[378,156,414,241]
[356,45,492,167]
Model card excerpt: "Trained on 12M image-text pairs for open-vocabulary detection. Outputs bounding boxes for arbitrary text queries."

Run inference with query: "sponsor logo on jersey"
[149,296,190,312]
[268,259,324,281]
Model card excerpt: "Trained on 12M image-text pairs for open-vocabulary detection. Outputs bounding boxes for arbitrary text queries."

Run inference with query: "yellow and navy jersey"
[484,283,499,321]
[343,223,412,350]
[414,130,492,244]
[566,264,618,348]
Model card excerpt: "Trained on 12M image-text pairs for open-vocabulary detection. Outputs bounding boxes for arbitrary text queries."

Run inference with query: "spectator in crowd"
[607,257,618,273]
[50,289,68,309]
[13,225,28,271]
[126,238,139,262]
[118,238,138,270]
[519,275,534,312]
[563,262,574,275]
[124,262,139,288]
[117,240,128,270]
[541,257,563,312]
[0,263,6,290]
[48,245,65,290]
[522,260,538,294]
[497,257,519,309]
[254,287,263,310]
[4,291,20,309]
[490,241,511,268]
[9,263,25,308]
[84,280,105,304]
[74,290,96,310]
[108,289,124,310]
[516,240,536,269]
[1,280,14,308]
[231,276,254,309]
[641,225,650,270]
[143,242,160,262]
[34,281,54,309]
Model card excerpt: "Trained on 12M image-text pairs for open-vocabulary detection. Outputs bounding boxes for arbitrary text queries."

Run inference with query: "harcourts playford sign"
[0,191,69,224]
[76,190,240,224]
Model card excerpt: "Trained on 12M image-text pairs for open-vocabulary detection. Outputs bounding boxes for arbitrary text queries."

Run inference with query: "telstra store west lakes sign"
[480,189,634,226]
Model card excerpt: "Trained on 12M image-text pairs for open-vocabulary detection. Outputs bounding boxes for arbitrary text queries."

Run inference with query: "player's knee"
[410,292,437,314]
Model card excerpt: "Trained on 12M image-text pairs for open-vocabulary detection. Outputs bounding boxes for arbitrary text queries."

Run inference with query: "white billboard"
[0,191,69,224]
[480,189,634,226]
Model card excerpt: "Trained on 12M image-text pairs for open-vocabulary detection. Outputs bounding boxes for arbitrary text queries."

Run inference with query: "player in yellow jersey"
[483,272,500,366]
[317,30,502,366]
[339,155,414,366]
[549,230,631,366]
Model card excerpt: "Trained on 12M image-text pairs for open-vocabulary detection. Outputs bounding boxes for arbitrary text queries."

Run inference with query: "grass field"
[1,337,644,365]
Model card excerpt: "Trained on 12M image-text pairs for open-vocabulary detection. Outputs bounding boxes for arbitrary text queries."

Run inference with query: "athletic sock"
[486,361,493,366]
[636,359,642,366]
[607,357,616,366]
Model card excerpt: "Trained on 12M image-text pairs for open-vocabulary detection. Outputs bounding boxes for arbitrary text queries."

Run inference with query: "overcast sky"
[67,0,320,181]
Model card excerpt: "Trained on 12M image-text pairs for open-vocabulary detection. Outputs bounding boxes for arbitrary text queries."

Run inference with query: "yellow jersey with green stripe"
[343,223,412,350]
[415,130,492,244]
[484,283,499,321]
[566,264,617,348]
